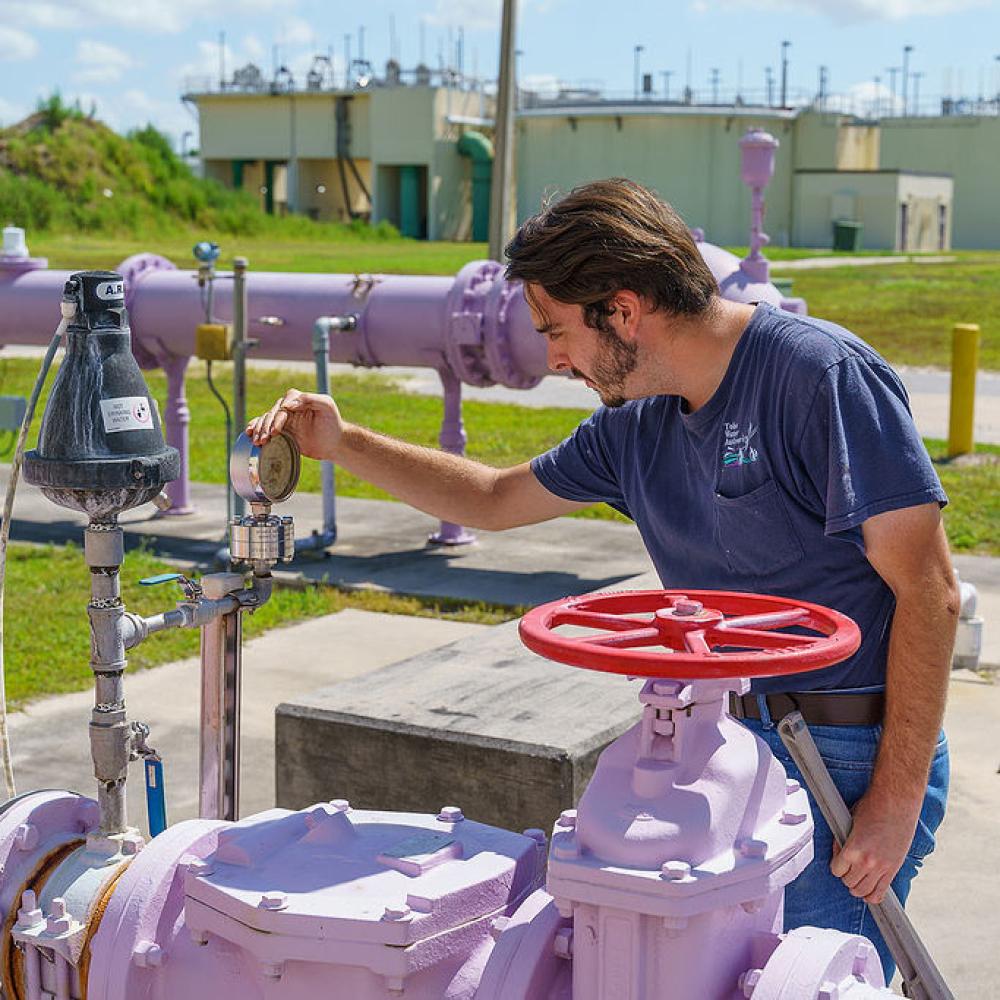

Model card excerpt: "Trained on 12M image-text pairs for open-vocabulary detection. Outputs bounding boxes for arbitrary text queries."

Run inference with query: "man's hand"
[246,389,343,461]
[830,787,921,903]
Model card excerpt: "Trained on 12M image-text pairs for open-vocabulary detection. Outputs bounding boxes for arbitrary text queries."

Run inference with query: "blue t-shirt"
[531,303,947,693]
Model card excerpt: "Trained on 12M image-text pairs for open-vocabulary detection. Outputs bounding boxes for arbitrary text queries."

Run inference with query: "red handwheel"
[518,590,861,679]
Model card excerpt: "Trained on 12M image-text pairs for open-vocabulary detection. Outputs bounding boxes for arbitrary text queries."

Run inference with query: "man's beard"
[574,329,639,408]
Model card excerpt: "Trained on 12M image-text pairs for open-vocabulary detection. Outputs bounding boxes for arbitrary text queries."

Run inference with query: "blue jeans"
[741,717,949,982]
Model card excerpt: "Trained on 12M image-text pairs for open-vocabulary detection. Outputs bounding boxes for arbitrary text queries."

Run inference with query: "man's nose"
[546,343,570,374]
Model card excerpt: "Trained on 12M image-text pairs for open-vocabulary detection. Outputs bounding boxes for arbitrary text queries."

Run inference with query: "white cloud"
[120,88,193,145]
[0,25,38,60]
[279,15,314,48]
[521,73,561,96]
[694,0,989,21]
[423,0,502,31]
[75,39,133,83]
[0,95,29,126]
[243,34,266,62]
[2,0,294,35]
[823,80,902,117]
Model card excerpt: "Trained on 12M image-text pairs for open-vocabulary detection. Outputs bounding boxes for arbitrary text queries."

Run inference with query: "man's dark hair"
[504,178,718,331]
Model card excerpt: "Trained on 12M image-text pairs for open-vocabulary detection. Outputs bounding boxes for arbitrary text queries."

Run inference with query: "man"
[248,178,956,978]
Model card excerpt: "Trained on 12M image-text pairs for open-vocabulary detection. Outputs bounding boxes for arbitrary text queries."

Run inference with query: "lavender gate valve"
[480,588,896,999]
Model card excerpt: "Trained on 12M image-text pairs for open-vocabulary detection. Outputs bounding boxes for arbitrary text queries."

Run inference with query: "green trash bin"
[832,220,863,252]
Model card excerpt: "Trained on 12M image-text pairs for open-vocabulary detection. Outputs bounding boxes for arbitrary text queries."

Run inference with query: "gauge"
[230,431,300,504]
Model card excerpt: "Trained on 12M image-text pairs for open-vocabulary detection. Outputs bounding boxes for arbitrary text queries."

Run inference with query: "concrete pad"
[275,617,645,834]
[7,609,487,828]
[903,671,1000,999]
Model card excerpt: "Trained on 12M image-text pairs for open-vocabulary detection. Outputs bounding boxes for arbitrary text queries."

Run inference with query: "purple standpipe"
[739,129,780,285]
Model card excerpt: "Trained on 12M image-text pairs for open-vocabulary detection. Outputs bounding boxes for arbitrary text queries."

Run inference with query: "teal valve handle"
[144,756,167,837]
[139,573,183,587]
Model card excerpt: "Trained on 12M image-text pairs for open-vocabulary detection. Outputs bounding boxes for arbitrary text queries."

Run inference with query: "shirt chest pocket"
[714,478,805,577]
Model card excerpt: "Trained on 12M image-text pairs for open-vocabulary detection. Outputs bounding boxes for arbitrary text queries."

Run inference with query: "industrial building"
[186,64,1000,250]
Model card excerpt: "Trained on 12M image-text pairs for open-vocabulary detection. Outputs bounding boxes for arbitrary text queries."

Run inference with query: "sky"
[0,0,998,149]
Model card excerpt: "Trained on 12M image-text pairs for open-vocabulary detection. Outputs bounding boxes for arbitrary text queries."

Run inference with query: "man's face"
[524,284,639,408]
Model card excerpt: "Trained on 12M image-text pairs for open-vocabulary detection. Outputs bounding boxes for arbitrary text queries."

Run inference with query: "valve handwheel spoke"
[519,589,861,679]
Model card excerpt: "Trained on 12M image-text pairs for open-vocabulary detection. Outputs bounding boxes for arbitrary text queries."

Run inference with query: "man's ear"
[612,290,644,341]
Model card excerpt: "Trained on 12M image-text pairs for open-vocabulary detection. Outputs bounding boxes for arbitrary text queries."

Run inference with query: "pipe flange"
[443,260,498,387]
[483,276,543,390]
[116,253,178,370]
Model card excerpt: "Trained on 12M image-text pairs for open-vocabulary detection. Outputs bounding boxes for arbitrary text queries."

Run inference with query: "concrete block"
[275,618,645,834]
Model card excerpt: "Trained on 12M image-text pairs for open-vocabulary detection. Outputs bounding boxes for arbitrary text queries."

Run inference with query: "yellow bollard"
[947,323,980,457]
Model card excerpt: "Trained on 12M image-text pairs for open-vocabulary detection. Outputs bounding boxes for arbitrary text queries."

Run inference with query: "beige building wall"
[879,115,1000,249]
[835,123,879,170]
[431,89,486,242]
[793,171,951,250]
[793,172,898,248]
[517,110,796,248]
[897,173,953,251]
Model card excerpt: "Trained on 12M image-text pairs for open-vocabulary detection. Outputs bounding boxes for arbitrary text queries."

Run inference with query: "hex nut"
[660,860,692,881]
[556,810,577,829]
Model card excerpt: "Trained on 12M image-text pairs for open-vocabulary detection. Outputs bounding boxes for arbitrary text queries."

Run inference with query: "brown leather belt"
[728,691,884,727]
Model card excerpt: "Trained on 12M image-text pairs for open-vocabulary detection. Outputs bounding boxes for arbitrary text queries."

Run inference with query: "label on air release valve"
[100,396,154,434]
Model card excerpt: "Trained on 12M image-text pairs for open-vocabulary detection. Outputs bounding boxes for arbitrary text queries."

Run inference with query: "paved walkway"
[769,254,957,270]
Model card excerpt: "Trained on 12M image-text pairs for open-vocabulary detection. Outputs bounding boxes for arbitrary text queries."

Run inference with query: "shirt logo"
[723,421,759,467]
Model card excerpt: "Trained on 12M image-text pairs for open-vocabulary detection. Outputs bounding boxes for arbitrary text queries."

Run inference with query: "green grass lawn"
[2,542,516,708]
[29,231,486,278]
[769,253,1000,370]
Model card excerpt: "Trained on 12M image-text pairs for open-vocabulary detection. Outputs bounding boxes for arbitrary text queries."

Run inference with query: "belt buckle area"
[728,693,747,720]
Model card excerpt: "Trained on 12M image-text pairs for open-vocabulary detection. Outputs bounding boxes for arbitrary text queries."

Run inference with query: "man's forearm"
[333,422,505,528]
[870,582,958,811]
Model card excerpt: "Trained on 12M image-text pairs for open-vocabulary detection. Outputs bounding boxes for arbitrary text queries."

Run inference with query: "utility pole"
[912,70,924,115]
[780,40,790,108]
[344,34,352,88]
[219,31,226,90]
[710,67,720,104]
[633,45,644,100]
[661,70,673,100]
[886,66,899,114]
[488,0,517,261]
[902,44,913,115]
[873,75,881,118]
[817,65,828,109]
[765,66,774,107]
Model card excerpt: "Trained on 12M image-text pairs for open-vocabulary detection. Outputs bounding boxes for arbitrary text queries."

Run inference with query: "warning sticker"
[100,396,153,434]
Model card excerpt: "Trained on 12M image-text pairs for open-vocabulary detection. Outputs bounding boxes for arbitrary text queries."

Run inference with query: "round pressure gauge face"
[230,431,301,504]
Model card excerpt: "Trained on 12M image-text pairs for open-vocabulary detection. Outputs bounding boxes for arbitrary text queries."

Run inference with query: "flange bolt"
[437,806,464,823]
[556,810,577,829]
[738,968,763,998]
[259,891,288,911]
[660,859,692,881]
